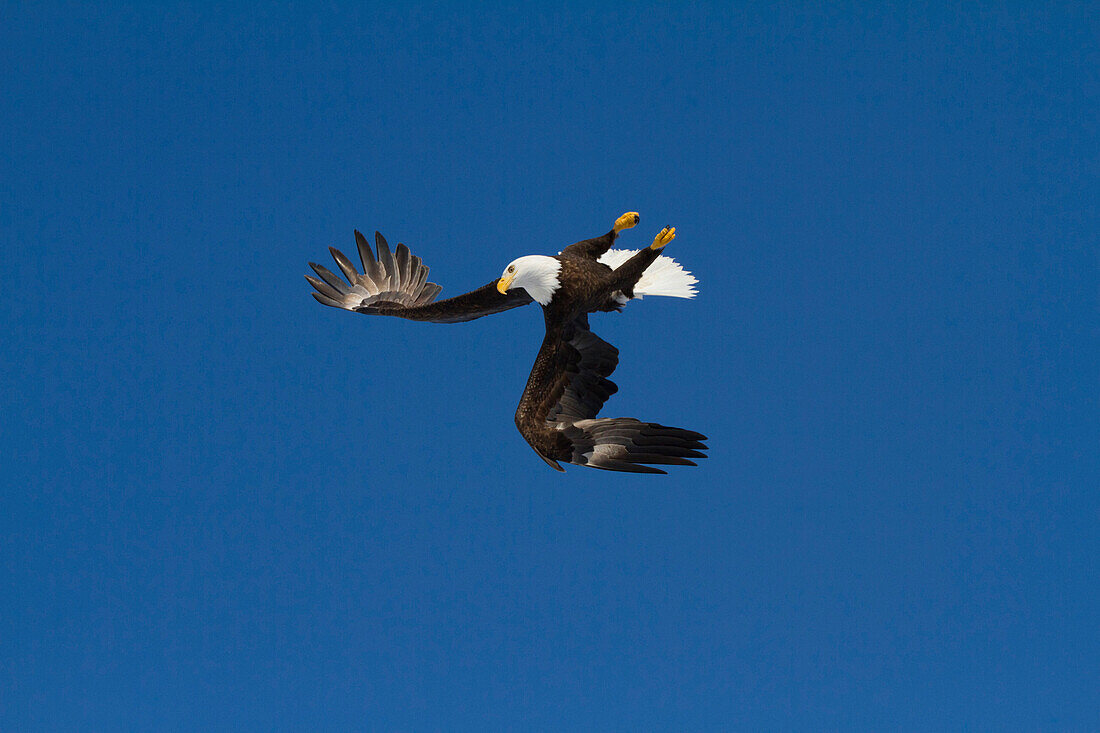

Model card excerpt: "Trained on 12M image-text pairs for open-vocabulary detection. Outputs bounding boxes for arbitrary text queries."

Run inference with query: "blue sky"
[2,2,1097,729]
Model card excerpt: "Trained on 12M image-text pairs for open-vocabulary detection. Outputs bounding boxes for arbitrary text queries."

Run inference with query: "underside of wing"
[307,231,533,323]
[545,317,620,423]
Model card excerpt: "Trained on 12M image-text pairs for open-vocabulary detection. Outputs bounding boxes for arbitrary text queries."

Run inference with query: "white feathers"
[598,249,699,299]
[503,255,562,305]
[501,249,699,307]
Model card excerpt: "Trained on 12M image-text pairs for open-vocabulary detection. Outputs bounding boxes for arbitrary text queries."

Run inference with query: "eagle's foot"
[650,226,676,250]
[614,212,640,233]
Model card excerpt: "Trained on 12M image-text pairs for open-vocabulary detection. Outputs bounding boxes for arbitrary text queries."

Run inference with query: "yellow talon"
[614,211,640,233]
[650,226,676,250]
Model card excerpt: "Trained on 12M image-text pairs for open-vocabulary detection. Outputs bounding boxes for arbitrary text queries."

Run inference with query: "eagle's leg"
[562,212,640,259]
[605,226,676,297]
[650,226,676,250]
[614,211,640,233]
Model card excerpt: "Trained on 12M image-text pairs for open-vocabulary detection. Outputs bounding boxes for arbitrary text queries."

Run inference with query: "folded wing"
[515,318,708,474]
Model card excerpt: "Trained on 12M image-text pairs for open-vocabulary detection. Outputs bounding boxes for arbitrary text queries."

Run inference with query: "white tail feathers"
[597,249,699,299]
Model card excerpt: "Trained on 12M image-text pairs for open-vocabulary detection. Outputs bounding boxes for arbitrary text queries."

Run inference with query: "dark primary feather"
[561,419,707,474]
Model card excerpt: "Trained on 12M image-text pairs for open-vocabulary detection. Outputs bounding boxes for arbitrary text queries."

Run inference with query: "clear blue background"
[3,3,1097,729]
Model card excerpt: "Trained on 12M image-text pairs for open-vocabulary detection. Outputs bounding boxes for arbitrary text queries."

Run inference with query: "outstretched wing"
[514,318,707,474]
[307,231,533,324]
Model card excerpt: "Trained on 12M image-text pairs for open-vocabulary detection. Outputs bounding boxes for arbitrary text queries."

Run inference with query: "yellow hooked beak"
[497,272,516,294]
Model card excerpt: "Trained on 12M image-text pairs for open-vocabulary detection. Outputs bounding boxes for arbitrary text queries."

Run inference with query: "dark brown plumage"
[307,215,706,474]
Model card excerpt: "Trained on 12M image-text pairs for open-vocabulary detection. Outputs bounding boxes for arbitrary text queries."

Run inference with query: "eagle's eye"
[507,265,515,273]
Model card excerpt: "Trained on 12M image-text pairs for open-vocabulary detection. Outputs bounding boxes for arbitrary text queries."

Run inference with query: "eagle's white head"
[496,255,562,306]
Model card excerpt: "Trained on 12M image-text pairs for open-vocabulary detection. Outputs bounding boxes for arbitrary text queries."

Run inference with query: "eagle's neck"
[512,255,562,306]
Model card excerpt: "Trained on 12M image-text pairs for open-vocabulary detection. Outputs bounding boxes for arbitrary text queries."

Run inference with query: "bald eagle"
[306,212,707,474]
